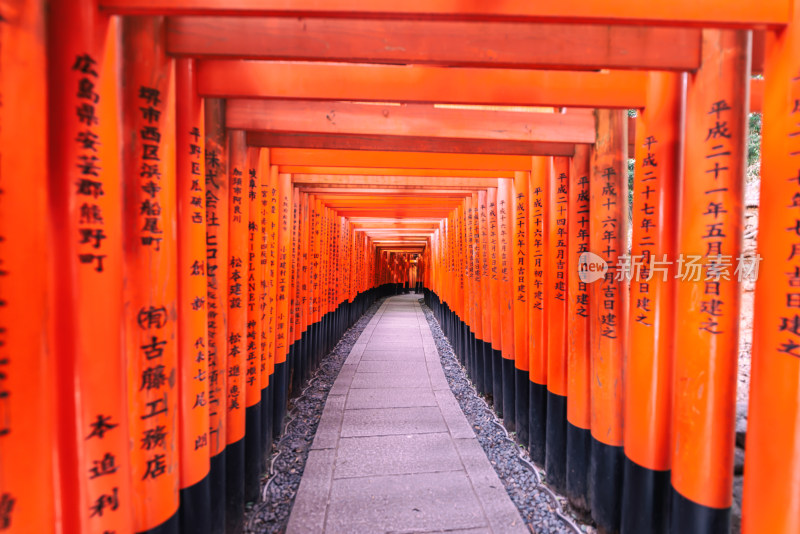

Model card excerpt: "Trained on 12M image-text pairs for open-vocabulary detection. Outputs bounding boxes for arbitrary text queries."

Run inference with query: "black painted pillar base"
[566,422,591,513]
[670,487,729,534]
[483,341,493,400]
[545,391,568,493]
[529,382,548,466]
[141,511,179,534]
[225,438,245,534]
[244,402,262,502]
[492,348,503,418]
[272,361,288,438]
[210,450,226,534]
[502,357,516,432]
[261,384,273,467]
[589,438,624,533]
[179,475,211,534]
[474,337,485,394]
[515,369,530,445]
[621,457,670,534]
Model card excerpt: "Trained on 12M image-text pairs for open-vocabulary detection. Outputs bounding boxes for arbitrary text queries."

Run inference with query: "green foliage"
[747,112,762,170]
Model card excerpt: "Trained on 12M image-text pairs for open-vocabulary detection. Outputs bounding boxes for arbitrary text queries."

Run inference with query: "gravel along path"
[243,297,385,534]
[419,298,594,534]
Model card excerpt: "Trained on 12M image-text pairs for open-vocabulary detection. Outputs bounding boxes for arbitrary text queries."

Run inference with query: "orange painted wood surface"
[167,16,702,71]
[197,61,647,108]
[100,0,790,28]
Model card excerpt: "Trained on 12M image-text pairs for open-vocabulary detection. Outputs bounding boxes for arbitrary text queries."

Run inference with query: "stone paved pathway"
[287,294,528,534]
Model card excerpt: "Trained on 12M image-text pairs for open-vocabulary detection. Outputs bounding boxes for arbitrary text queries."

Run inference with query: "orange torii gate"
[2,2,800,534]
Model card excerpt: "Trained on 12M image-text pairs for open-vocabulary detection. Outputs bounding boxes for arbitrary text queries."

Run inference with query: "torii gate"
[1,2,799,534]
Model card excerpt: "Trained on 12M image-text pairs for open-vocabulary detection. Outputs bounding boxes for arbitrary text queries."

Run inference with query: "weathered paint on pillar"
[546,156,570,492]
[1,0,56,530]
[671,29,749,534]
[528,157,549,466]
[589,108,629,532]
[48,5,133,532]
[121,15,179,533]
[204,96,228,534]
[175,56,211,533]
[744,5,800,531]
[225,130,248,533]
[621,72,683,534]
[566,145,592,511]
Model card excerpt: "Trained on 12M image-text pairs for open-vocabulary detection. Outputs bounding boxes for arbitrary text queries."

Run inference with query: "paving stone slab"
[345,387,437,409]
[340,406,447,437]
[357,360,429,374]
[285,448,336,534]
[360,350,426,361]
[325,471,487,534]
[333,433,462,478]
[349,371,431,389]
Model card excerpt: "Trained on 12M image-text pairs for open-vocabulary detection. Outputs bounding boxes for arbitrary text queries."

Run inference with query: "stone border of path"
[417,300,588,534]
[244,298,386,534]
[287,295,529,534]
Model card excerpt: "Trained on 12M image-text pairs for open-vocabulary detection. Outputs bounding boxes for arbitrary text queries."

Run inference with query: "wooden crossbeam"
[248,132,575,156]
[238,101,589,155]
[167,17,702,71]
[291,175,501,187]
[271,149,531,170]
[230,100,594,143]
[198,61,647,108]
[287,168,513,178]
[100,1,790,28]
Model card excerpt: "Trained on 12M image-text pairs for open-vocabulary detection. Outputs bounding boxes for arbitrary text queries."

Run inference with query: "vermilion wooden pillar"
[48,5,133,533]
[2,1,56,531]
[258,150,273,466]
[566,145,592,511]
[478,190,494,397]
[225,130,248,534]
[276,173,293,425]
[546,156,570,493]
[672,29,749,534]
[513,172,531,445]
[244,146,263,503]
[528,157,548,466]
[744,6,800,531]
[204,97,229,534]
[621,72,683,534]
[175,57,211,534]
[267,166,281,438]
[121,16,179,534]
[498,177,516,430]
[589,109,629,533]
[488,187,503,416]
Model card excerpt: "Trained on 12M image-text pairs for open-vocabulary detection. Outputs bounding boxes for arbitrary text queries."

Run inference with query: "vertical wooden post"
[672,29,749,533]
[589,109,629,533]
[488,187,503,416]
[244,147,263,503]
[175,57,211,534]
[621,72,683,534]
[744,6,800,531]
[546,156,570,492]
[258,150,272,466]
[513,172,531,444]
[566,145,592,511]
[472,192,486,394]
[268,166,283,438]
[479,190,493,397]
[276,173,294,414]
[48,5,133,532]
[121,16,180,534]
[225,130,247,534]
[498,178,516,430]
[528,157,549,465]
[1,1,56,531]
[204,98,228,534]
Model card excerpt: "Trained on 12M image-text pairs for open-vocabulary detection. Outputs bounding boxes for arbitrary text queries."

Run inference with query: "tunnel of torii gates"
[5,1,800,534]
